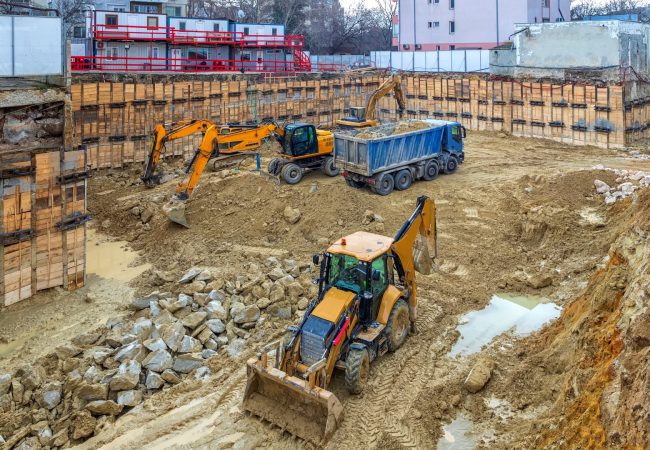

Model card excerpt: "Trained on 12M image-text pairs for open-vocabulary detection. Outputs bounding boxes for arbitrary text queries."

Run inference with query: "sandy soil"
[2,130,649,449]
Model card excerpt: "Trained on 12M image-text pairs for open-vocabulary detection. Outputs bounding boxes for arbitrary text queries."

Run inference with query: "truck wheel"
[373,172,394,196]
[423,160,439,181]
[268,158,282,176]
[394,169,413,191]
[321,156,340,177]
[346,179,365,189]
[281,163,303,185]
[345,347,369,394]
[386,300,410,352]
[445,155,458,174]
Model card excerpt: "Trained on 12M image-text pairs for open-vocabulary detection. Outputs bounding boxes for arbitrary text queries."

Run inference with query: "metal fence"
[0,15,62,76]
[370,50,490,73]
[310,54,371,68]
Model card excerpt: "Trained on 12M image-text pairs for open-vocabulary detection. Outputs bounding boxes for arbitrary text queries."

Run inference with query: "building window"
[149,47,159,59]
[449,45,455,50]
[106,14,118,27]
[449,0,455,9]
[244,27,250,35]
[179,21,186,31]
[449,21,455,34]
[428,22,432,28]
[433,21,439,27]
[213,23,220,32]
[133,3,159,14]
[272,28,277,35]
[107,47,118,60]
[73,25,86,38]
[165,6,181,16]
[147,16,158,28]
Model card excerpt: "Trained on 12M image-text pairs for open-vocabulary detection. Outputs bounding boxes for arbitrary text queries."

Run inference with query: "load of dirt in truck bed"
[352,120,433,139]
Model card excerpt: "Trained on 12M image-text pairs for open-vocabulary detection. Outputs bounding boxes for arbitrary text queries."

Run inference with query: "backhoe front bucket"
[243,358,343,445]
[162,198,189,228]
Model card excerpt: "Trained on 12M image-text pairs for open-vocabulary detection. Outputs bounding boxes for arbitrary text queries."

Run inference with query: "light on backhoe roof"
[341,238,347,245]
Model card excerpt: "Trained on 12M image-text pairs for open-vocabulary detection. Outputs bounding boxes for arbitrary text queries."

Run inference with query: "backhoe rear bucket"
[413,233,435,275]
[162,198,190,228]
[242,358,343,445]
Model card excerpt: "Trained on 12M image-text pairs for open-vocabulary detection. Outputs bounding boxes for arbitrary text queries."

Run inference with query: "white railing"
[370,50,490,73]
[0,16,62,76]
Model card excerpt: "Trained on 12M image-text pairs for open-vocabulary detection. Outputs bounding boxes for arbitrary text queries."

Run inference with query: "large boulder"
[464,359,495,393]
[161,294,190,313]
[109,360,141,391]
[172,354,204,374]
[130,294,158,311]
[116,390,143,407]
[114,342,146,363]
[178,336,202,353]
[161,369,181,385]
[142,349,173,373]
[143,338,167,352]
[206,319,225,334]
[283,206,301,224]
[17,364,45,390]
[76,383,108,401]
[179,267,202,284]
[38,381,62,410]
[182,311,207,329]
[206,301,227,321]
[71,411,97,440]
[231,304,260,324]
[159,322,186,352]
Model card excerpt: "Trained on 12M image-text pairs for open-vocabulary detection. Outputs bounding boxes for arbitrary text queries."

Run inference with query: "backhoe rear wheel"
[386,300,410,352]
[322,156,340,177]
[281,163,303,185]
[345,347,370,395]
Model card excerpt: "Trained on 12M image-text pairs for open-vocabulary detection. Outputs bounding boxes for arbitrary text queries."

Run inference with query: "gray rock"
[86,400,123,416]
[206,300,227,321]
[297,298,309,310]
[286,282,304,300]
[226,338,247,358]
[0,374,11,395]
[231,304,260,324]
[179,267,202,284]
[256,297,272,309]
[131,318,153,339]
[39,382,62,409]
[149,300,162,317]
[55,343,83,358]
[83,366,102,383]
[76,383,108,401]
[204,339,219,351]
[145,371,165,389]
[17,365,44,390]
[182,311,207,329]
[181,280,207,295]
[206,319,226,334]
[267,267,286,281]
[194,366,211,381]
[159,322,186,352]
[202,349,217,359]
[193,293,209,306]
[92,347,114,365]
[116,390,143,407]
[195,326,214,344]
[178,336,202,353]
[11,379,23,402]
[143,338,167,352]
[161,369,181,384]
[269,284,285,303]
[131,295,157,310]
[109,360,141,391]
[195,269,213,282]
[142,349,173,373]
[161,294,190,313]
[153,309,175,326]
[114,342,146,363]
[207,290,225,303]
[3,114,38,144]
[216,335,229,346]
[172,354,204,374]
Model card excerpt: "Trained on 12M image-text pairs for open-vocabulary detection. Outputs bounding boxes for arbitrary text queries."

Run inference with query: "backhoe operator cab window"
[285,125,316,156]
[371,256,388,317]
[327,254,366,294]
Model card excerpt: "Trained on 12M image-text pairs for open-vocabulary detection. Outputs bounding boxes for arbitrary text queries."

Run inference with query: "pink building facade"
[394,0,571,51]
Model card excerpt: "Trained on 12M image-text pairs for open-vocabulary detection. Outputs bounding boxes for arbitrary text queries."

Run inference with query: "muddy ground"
[1,130,649,449]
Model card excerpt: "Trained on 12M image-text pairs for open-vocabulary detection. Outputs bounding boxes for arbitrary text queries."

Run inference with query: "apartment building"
[93,0,189,17]
[395,0,571,51]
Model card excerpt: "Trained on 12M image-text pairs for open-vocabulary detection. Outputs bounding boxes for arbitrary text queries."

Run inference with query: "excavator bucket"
[243,357,343,445]
[162,198,189,228]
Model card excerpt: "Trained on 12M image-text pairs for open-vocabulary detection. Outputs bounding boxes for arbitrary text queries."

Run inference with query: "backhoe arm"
[141,120,215,186]
[390,196,437,319]
[365,74,406,122]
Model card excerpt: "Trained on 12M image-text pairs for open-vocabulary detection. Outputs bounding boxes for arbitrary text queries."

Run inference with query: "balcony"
[170,30,243,45]
[92,24,170,41]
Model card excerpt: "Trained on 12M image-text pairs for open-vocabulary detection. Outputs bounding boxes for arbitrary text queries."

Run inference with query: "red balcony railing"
[71,55,345,73]
[93,24,170,41]
[170,29,244,45]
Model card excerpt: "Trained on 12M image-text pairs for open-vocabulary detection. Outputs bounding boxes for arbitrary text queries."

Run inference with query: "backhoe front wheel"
[281,163,303,184]
[386,300,410,352]
[345,347,370,395]
[322,156,340,177]
[268,158,282,176]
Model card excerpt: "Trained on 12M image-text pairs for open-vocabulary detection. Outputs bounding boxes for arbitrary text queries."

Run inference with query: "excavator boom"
[335,74,406,128]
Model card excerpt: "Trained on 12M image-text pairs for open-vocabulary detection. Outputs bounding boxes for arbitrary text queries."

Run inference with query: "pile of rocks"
[0,258,314,449]
[593,166,650,204]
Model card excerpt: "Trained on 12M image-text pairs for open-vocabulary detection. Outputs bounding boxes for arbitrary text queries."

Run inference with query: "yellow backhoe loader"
[242,195,437,444]
[335,74,406,128]
[151,121,336,226]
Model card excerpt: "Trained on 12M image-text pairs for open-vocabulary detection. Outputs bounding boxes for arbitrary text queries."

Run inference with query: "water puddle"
[437,414,476,449]
[86,228,151,282]
[450,293,562,356]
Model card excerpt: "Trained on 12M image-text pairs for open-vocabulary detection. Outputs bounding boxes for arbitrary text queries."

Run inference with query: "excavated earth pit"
[1,130,650,449]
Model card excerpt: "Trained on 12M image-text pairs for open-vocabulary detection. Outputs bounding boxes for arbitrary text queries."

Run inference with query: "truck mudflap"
[242,356,344,445]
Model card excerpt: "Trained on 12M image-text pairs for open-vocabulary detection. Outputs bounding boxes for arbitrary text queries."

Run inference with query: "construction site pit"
[1,129,650,450]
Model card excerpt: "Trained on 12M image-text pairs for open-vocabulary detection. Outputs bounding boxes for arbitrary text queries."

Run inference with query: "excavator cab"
[282,123,319,157]
[336,74,406,129]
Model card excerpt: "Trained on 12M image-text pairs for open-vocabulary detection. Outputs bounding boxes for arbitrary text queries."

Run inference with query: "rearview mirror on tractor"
[372,269,381,281]
[312,254,320,265]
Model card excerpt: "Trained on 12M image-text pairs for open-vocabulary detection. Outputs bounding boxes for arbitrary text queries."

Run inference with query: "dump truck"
[334,119,466,195]
[242,195,437,444]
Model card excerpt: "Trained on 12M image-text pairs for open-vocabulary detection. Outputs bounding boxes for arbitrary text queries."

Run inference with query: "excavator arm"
[390,195,437,319]
[365,74,406,122]
[141,120,215,186]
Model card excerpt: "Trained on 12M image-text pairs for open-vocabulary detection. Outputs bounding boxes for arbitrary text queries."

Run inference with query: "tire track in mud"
[327,290,451,450]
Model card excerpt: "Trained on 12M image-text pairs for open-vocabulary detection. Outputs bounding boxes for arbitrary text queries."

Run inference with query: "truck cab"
[443,122,466,158]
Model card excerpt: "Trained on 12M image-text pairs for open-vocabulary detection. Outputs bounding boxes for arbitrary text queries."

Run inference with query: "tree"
[373,0,397,50]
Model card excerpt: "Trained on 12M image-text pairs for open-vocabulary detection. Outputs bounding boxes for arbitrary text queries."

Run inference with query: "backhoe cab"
[267,122,337,184]
[243,196,437,445]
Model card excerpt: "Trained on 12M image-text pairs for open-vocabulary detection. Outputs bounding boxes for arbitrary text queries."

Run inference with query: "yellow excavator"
[242,195,437,444]
[335,74,406,128]
[143,120,336,226]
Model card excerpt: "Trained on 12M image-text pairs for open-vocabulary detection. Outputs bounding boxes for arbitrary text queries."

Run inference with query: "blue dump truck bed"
[334,119,465,195]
